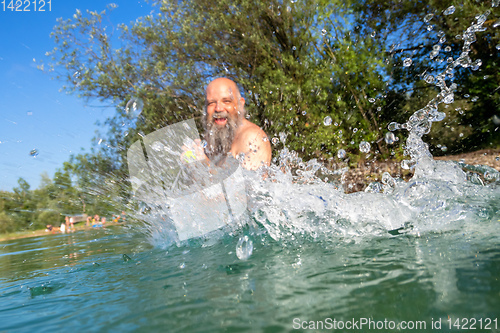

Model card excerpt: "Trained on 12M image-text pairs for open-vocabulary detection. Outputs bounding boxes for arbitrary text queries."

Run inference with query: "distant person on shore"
[86,216,92,227]
[182,78,271,170]
[69,217,75,231]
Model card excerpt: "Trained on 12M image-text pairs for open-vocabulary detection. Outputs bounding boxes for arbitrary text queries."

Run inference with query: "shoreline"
[0,223,126,243]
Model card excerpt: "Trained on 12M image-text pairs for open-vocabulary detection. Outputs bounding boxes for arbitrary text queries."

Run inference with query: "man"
[199,77,272,170]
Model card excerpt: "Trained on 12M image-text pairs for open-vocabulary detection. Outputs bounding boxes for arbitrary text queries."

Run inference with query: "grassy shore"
[0,222,125,242]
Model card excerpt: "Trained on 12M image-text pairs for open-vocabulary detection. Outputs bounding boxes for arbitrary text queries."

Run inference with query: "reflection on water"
[0,223,499,332]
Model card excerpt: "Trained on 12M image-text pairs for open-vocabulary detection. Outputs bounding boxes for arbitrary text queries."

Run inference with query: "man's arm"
[236,127,272,171]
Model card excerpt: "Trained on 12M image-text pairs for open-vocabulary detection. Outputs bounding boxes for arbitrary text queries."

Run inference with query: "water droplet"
[441,146,447,152]
[427,25,434,31]
[271,137,279,145]
[401,159,416,170]
[424,74,435,84]
[492,115,500,125]
[403,58,412,67]
[495,44,500,50]
[371,31,376,38]
[439,35,446,43]
[424,13,434,23]
[236,236,253,260]
[443,93,454,104]
[494,19,500,28]
[179,263,186,269]
[302,110,307,115]
[321,29,327,36]
[471,96,479,102]
[368,98,376,103]
[323,116,332,126]
[471,59,482,71]
[337,149,346,159]
[443,5,455,15]
[125,97,144,118]
[292,46,296,50]
[27,111,33,116]
[359,141,371,153]
[493,0,499,7]
[385,132,396,144]
[353,128,358,133]
[388,122,400,131]
[445,46,452,52]
[464,94,470,98]
[29,149,39,157]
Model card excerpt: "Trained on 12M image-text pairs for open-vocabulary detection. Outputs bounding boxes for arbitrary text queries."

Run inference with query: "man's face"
[205,81,241,127]
[203,80,243,157]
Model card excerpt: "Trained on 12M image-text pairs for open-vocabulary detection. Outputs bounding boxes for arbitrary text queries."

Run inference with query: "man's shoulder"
[239,120,268,141]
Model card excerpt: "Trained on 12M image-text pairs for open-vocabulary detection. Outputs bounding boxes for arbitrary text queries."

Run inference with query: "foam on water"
[135,9,500,250]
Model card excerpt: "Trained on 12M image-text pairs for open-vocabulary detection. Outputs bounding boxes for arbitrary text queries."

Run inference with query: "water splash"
[125,97,144,119]
[236,236,253,260]
[29,149,39,158]
[135,9,499,250]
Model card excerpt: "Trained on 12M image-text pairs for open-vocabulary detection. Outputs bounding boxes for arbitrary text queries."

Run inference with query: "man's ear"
[240,97,245,106]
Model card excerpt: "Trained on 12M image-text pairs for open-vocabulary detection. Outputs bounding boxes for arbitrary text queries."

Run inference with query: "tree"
[351,0,500,154]
[45,0,392,170]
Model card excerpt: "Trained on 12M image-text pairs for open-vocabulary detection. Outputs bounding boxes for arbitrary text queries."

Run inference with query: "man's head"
[203,78,246,158]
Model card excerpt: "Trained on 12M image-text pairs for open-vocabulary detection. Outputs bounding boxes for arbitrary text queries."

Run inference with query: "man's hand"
[181,139,208,165]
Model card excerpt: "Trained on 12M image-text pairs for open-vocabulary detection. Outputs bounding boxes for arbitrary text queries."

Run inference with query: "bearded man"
[199,77,271,170]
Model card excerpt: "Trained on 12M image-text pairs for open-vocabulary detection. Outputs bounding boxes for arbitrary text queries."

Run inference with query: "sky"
[0,1,155,191]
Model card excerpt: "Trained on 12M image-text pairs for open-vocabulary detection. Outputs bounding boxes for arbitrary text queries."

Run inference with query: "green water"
[0,222,499,332]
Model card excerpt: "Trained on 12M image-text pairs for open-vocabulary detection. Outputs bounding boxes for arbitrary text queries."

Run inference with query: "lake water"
[1,197,499,333]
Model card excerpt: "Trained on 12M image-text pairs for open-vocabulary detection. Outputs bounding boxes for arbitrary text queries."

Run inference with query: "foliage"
[351,0,500,154]
[3,0,492,232]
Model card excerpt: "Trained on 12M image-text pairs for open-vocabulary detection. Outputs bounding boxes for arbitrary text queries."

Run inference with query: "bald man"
[199,78,272,170]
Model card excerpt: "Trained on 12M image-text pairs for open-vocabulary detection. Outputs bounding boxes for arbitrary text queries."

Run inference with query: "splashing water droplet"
[493,115,500,125]
[353,128,358,133]
[427,25,434,31]
[424,74,435,84]
[125,97,144,119]
[403,58,412,67]
[359,141,371,153]
[292,46,296,50]
[337,149,346,159]
[30,149,39,157]
[388,122,400,131]
[493,0,499,7]
[385,132,396,145]
[271,137,279,145]
[471,96,478,102]
[494,19,500,28]
[424,13,434,23]
[443,93,454,104]
[496,44,500,50]
[371,31,376,38]
[368,98,376,103]
[445,46,452,52]
[323,116,332,126]
[321,29,327,36]
[443,5,455,15]
[236,236,253,260]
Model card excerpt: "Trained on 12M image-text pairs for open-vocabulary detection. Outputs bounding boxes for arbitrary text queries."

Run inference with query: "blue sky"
[0,1,154,191]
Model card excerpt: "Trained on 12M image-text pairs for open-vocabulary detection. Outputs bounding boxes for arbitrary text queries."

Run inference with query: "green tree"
[45,0,391,169]
[351,0,500,154]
